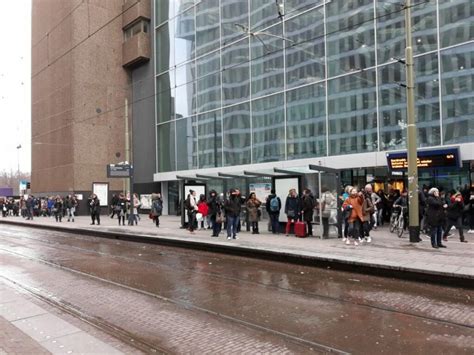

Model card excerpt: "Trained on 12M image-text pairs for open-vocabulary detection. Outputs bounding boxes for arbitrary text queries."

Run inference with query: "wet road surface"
[0,224,473,354]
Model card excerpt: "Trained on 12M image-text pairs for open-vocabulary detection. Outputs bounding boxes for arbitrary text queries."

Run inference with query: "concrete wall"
[31,0,128,195]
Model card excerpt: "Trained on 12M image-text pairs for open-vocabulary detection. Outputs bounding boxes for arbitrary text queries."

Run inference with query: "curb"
[1,220,472,289]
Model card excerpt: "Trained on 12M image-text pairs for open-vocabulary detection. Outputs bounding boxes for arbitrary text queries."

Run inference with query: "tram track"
[0,246,347,354]
[1,227,473,331]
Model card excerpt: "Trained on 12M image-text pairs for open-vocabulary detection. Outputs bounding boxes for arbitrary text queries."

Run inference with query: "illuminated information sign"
[387,148,460,171]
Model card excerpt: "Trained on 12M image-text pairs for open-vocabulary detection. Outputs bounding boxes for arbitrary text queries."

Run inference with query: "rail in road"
[0,224,473,354]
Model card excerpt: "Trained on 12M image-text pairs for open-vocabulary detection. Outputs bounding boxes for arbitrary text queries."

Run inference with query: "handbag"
[287,209,296,218]
[196,212,203,221]
[216,214,225,224]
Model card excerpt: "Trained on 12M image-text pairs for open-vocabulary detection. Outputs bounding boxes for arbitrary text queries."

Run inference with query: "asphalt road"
[0,224,473,354]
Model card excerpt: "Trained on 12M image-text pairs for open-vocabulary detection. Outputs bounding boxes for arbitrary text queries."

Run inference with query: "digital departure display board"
[386,148,461,171]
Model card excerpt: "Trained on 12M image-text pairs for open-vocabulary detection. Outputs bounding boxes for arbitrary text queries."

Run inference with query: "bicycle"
[390,206,407,238]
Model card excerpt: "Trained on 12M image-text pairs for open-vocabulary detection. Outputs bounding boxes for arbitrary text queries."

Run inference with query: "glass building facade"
[154,0,474,173]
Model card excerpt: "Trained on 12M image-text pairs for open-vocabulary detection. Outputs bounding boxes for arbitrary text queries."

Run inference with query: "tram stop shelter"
[177,165,342,239]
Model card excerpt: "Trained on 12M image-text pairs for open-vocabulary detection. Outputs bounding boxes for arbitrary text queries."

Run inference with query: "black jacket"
[447,199,464,220]
[207,195,220,217]
[426,196,445,227]
[224,195,242,217]
[301,195,314,222]
[285,196,300,217]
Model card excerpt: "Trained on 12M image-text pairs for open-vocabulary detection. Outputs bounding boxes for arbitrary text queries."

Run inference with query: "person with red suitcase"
[285,188,301,236]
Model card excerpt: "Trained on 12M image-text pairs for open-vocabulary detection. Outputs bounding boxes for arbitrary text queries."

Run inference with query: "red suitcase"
[294,221,307,238]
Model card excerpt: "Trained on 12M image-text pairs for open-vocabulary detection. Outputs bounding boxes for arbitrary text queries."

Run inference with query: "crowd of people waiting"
[180,183,473,247]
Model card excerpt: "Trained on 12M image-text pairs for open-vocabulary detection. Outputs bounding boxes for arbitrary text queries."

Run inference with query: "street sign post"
[107,164,133,178]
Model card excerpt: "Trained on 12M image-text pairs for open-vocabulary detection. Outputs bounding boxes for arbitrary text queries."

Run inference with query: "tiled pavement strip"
[0,280,125,355]
[1,214,473,281]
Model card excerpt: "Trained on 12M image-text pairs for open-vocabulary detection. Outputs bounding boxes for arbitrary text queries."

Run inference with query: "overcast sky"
[0,0,31,174]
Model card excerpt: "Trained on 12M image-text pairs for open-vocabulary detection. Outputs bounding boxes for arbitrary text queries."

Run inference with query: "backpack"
[184,196,192,211]
[153,200,162,213]
[270,196,279,212]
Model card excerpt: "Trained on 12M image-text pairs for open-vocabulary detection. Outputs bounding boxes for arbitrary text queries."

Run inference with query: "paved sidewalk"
[0,279,124,355]
[1,214,473,284]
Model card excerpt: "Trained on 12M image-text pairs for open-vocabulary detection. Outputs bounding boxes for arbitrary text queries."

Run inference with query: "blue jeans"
[430,225,443,247]
[227,215,239,238]
[270,213,280,234]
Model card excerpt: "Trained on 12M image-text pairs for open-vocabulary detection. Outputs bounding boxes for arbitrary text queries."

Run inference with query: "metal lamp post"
[404,0,420,242]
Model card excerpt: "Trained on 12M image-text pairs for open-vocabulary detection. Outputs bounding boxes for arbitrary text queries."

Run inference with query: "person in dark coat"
[116,193,127,226]
[426,188,447,248]
[88,194,101,225]
[301,189,314,237]
[284,188,300,236]
[207,190,222,237]
[53,195,63,222]
[224,189,242,240]
[110,194,119,218]
[151,193,163,227]
[266,189,281,234]
[443,192,467,243]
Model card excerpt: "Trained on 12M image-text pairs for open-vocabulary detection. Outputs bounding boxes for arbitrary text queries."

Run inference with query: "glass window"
[378,64,406,151]
[175,63,196,118]
[286,83,327,159]
[174,6,195,66]
[252,94,285,163]
[376,1,438,65]
[157,122,176,172]
[328,70,378,155]
[155,22,175,74]
[441,44,474,144]
[326,0,375,77]
[285,6,325,88]
[251,23,284,97]
[197,73,221,113]
[221,0,248,45]
[176,116,198,170]
[155,0,174,27]
[196,50,220,78]
[223,103,251,166]
[378,53,441,150]
[156,72,175,123]
[196,0,220,57]
[196,52,221,112]
[284,0,323,16]
[439,0,474,48]
[198,110,222,168]
[222,38,250,106]
[250,0,280,31]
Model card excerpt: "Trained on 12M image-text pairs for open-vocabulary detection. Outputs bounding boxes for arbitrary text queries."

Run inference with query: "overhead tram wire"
[31,1,430,135]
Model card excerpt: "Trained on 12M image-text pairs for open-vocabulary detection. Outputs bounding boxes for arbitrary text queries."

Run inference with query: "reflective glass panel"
[196,0,220,57]
[378,53,441,150]
[222,38,250,105]
[198,110,222,168]
[286,83,327,159]
[376,1,437,65]
[251,23,284,97]
[285,6,325,88]
[174,6,195,66]
[156,72,175,123]
[174,0,195,17]
[155,22,175,74]
[221,0,248,45]
[441,44,474,144]
[223,103,251,166]
[176,116,198,170]
[197,73,221,112]
[252,94,285,163]
[326,0,375,77]
[157,122,176,172]
[155,0,173,27]
[250,0,280,31]
[284,0,323,16]
[328,70,378,155]
[439,0,474,48]
[175,64,196,118]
